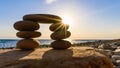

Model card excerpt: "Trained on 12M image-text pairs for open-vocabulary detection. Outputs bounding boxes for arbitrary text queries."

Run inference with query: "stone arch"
[14,14,71,50]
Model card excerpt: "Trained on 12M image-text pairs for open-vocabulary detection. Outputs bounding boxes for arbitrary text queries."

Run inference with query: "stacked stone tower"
[50,23,71,49]
[14,21,41,50]
[14,14,71,50]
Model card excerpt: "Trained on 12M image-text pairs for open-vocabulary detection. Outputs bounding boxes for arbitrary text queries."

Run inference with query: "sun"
[61,15,73,25]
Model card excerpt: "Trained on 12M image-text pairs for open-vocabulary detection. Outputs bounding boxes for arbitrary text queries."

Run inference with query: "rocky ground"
[86,39,120,68]
[0,47,114,68]
[97,44,120,68]
[70,39,120,68]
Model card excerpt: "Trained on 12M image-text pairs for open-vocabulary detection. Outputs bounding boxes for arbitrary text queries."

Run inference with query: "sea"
[0,39,98,48]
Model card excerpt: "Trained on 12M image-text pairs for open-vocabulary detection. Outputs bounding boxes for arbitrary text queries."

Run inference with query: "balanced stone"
[50,31,71,40]
[16,39,40,50]
[16,31,41,38]
[49,23,69,32]
[51,40,71,49]
[23,14,62,23]
[14,20,40,31]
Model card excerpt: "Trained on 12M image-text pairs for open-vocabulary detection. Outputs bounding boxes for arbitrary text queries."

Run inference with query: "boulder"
[14,21,40,31]
[23,14,62,23]
[16,31,41,38]
[0,47,114,68]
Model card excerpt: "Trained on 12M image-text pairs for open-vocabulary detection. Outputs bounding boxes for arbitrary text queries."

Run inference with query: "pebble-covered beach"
[75,39,120,68]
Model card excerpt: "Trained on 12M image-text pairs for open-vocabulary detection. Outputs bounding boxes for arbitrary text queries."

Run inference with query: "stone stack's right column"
[50,22,71,49]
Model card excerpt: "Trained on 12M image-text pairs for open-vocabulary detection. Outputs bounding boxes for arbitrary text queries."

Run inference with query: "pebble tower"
[14,14,71,50]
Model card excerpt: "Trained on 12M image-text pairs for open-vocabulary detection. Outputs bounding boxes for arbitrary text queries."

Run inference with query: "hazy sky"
[0,0,120,39]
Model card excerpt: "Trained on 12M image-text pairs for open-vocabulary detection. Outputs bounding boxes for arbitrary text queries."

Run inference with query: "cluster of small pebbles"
[112,47,120,68]
[97,42,120,68]
[14,14,71,50]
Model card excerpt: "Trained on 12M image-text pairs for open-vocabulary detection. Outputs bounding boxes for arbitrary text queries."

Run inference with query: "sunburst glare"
[61,15,73,25]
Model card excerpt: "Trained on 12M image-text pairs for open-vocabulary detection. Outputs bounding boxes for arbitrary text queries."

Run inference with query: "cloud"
[45,0,57,4]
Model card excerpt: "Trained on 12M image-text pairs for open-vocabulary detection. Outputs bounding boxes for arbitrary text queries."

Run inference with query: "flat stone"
[23,14,62,23]
[0,47,114,68]
[16,39,40,50]
[51,40,71,49]
[49,23,69,32]
[112,55,120,60]
[50,31,71,40]
[16,31,41,38]
[14,21,40,31]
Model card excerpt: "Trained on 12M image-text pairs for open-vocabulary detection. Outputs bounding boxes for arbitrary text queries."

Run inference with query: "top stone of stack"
[23,14,62,23]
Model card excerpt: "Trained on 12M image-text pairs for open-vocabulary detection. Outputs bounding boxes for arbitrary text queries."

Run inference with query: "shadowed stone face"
[49,23,69,32]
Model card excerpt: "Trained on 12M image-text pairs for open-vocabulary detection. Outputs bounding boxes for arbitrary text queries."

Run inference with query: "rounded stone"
[50,31,71,40]
[16,39,40,50]
[51,40,71,49]
[16,31,41,38]
[23,14,62,23]
[49,23,69,32]
[14,20,40,31]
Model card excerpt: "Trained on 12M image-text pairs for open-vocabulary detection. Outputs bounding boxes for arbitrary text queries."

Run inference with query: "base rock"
[0,47,114,68]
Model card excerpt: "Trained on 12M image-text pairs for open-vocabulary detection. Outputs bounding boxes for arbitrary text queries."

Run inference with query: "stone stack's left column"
[14,20,41,50]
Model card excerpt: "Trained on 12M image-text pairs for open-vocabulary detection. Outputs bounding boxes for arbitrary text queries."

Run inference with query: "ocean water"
[0,39,96,48]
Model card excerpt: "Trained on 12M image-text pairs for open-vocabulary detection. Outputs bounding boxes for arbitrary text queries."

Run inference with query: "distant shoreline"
[0,38,119,40]
[0,39,120,49]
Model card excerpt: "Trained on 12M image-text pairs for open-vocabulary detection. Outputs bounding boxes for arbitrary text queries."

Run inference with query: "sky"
[0,0,120,39]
